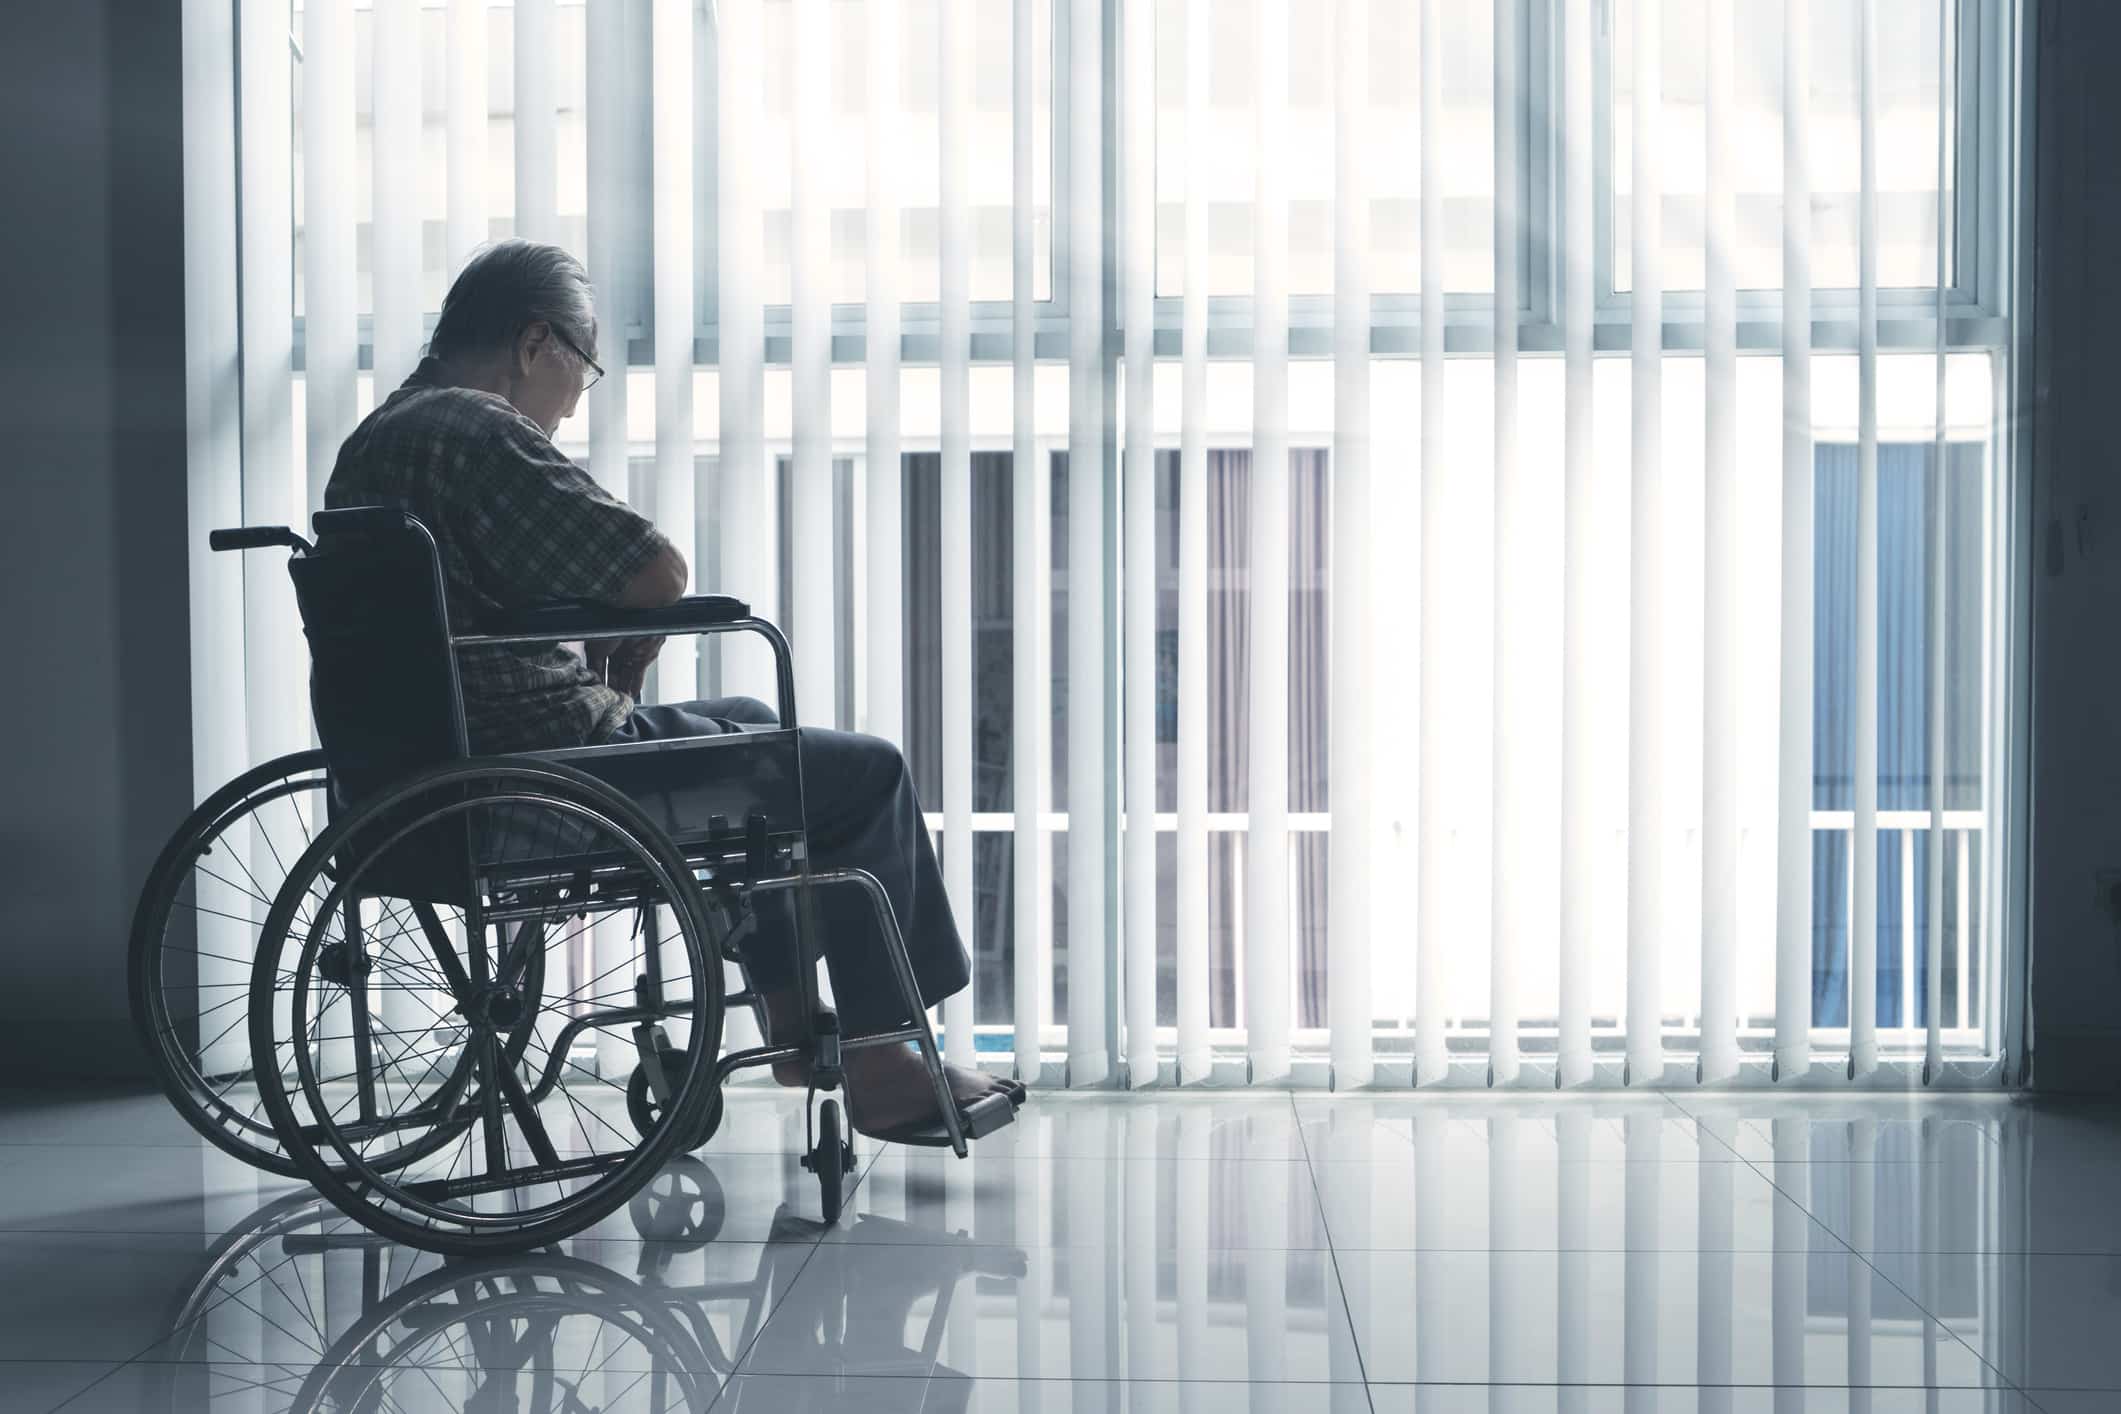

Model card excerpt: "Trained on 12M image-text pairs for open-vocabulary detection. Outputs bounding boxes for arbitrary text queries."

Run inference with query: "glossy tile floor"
[0,1083,2114,1412]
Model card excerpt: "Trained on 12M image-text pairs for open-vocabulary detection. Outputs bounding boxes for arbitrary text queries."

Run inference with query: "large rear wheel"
[251,758,724,1254]
[128,752,326,1176]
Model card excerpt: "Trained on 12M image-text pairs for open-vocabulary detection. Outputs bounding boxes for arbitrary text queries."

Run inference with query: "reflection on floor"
[0,1084,2112,1411]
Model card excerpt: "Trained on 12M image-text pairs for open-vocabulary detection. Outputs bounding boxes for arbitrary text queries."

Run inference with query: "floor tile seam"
[1288,1089,1376,1403]
[1654,1089,1757,1164]
[1705,1103,2030,1401]
[1855,1250,2040,1401]
[42,1361,130,1414]
[711,1139,886,1393]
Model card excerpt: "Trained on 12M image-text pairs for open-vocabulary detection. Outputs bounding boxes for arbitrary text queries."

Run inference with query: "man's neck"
[429,355,515,401]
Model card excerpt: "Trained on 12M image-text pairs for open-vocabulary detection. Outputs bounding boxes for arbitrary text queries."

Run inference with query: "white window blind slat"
[1247,0,1292,1086]
[1926,0,1953,1080]
[938,0,977,1072]
[302,0,355,516]
[1066,0,1108,1088]
[864,0,904,749]
[652,0,697,701]
[586,0,636,1074]
[1121,0,1157,1089]
[793,0,836,730]
[1700,0,1741,1084]
[1558,0,1595,1090]
[186,0,246,1075]
[1175,0,1212,1087]
[718,0,772,701]
[1414,0,1447,1087]
[1010,0,1045,1085]
[515,0,556,244]
[1852,0,1882,1078]
[243,0,304,1079]
[1625,0,1665,1088]
[1489,0,1521,1087]
[1328,0,1373,1091]
[1775,0,1816,1082]
[371,0,423,398]
[445,0,488,276]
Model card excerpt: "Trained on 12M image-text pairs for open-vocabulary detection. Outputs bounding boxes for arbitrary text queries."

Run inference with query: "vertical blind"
[185,0,2023,1090]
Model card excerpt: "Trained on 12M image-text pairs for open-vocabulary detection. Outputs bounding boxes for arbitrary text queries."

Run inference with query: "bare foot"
[754,990,815,1088]
[751,990,1016,1135]
[844,1046,1009,1137]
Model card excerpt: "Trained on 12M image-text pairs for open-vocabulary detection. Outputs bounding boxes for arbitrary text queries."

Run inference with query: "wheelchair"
[128,506,1017,1255]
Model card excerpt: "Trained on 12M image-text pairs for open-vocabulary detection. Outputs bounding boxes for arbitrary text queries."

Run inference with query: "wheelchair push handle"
[210,525,315,555]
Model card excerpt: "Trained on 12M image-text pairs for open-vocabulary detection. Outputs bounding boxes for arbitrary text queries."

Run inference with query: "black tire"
[128,752,327,1176]
[251,757,724,1255]
[815,1098,846,1224]
[627,1055,724,1150]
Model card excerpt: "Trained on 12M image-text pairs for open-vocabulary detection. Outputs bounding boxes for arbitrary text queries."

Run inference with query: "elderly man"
[325,239,1015,1139]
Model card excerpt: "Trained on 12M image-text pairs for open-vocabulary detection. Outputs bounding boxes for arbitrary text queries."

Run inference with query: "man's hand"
[603,635,666,699]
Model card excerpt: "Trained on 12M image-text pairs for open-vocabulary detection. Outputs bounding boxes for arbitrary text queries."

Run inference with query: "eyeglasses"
[551,326,605,392]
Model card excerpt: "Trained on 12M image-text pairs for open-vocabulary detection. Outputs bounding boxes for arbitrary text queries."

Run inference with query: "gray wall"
[0,0,193,1083]
[2024,0,2121,1091]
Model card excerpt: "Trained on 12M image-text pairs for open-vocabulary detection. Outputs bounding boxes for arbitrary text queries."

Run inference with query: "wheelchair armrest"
[465,594,753,643]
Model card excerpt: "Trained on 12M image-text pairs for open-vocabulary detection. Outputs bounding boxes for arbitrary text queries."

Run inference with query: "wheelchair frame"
[136,512,1013,1254]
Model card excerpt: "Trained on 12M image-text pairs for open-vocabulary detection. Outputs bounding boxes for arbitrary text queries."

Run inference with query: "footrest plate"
[872,1090,1018,1148]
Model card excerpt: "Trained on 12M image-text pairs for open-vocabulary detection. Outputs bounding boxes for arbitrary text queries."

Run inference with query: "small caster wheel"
[806,1098,849,1224]
[628,1052,723,1150]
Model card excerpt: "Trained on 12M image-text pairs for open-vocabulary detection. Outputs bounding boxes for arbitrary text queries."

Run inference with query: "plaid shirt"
[325,358,670,753]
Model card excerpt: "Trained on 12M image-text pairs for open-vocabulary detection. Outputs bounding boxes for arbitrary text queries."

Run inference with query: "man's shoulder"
[371,383,526,444]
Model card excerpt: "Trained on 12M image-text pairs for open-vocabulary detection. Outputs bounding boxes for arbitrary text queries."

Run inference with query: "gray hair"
[428,238,597,366]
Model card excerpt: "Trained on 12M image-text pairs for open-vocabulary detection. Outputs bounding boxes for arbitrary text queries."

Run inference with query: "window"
[206,0,2025,1088]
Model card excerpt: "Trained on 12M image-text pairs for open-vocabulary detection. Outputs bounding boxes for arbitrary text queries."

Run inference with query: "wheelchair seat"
[289,507,809,896]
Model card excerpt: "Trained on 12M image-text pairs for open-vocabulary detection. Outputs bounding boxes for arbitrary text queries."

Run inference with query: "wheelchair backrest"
[288,508,469,808]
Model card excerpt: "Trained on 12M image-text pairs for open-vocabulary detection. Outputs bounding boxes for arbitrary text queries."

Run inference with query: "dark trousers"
[608,696,969,1036]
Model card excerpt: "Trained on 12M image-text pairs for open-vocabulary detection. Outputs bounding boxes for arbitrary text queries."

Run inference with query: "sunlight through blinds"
[515,0,556,244]
[1329,0,1374,1091]
[938,0,977,1071]
[1176,0,1212,1087]
[864,0,904,749]
[1010,0,1046,1085]
[1700,0,1741,1084]
[302,0,355,516]
[1414,0,1448,1088]
[1558,0,1595,1090]
[1926,0,1954,1081]
[1121,0,1158,1088]
[1490,0,1523,1087]
[792,0,836,727]
[1626,0,1665,1088]
[445,0,488,275]
[587,0,638,1075]
[1776,0,1816,1083]
[197,0,2022,1094]
[652,0,698,700]
[371,0,422,397]
[1066,0,1109,1087]
[1247,0,1293,1086]
[718,0,772,700]
[1852,0,1882,1078]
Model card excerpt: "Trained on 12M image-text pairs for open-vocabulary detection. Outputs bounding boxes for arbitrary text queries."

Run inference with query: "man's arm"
[615,542,688,608]
[595,542,688,697]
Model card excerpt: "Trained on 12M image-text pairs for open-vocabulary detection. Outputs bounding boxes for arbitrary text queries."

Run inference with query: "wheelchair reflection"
[148,1155,1026,1413]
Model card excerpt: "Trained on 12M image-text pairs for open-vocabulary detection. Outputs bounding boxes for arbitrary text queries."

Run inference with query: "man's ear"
[515,321,552,378]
